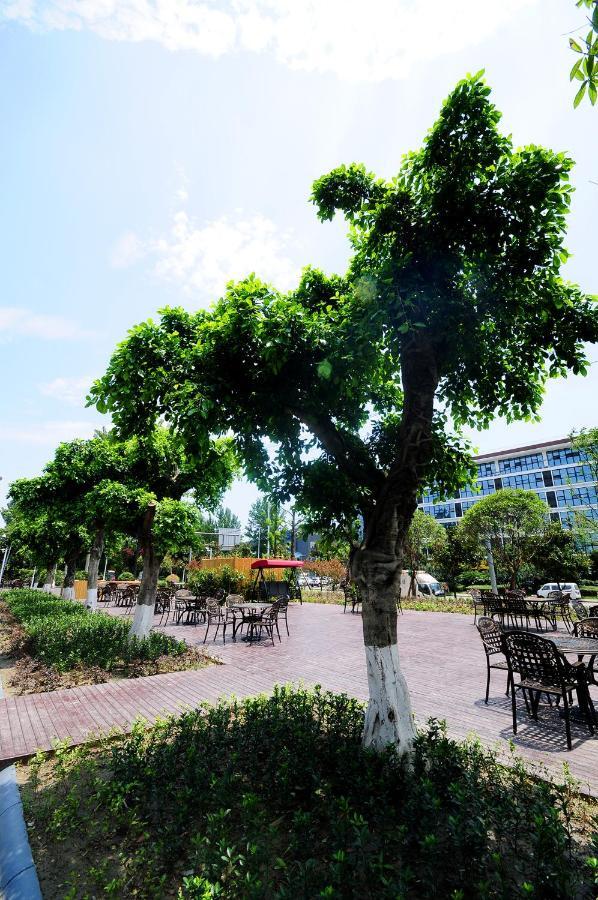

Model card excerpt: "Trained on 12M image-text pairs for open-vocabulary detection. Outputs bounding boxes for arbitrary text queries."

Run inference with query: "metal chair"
[476,617,511,703]
[503,631,596,751]
[255,601,281,645]
[573,618,598,685]
[202,598,228,643]
[571,598,589,621]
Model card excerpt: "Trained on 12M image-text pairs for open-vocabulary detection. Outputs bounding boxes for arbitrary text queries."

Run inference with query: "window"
[551,464,594,486]
[476,461,495,477]
[430,504,455,520]
[498,453,544,473]
[459,478,496,498]
[546,447,588,466]
[555,487,598,508]
[460,500,477,514]
[501,472,544,490]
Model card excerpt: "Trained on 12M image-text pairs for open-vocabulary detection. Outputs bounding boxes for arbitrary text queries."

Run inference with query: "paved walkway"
[1,605,596,794]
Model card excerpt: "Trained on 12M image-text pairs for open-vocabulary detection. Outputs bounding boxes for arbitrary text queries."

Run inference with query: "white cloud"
[0,420,98,445]
[2,0,539,82]
[39,375,95,407]
[0,307,90,340]
[118,209,299,299]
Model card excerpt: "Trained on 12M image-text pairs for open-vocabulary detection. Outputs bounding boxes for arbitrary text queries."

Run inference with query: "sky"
[0,0,596,528]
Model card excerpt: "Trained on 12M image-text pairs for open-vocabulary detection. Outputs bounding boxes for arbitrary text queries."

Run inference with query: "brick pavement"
[0,604,596,794]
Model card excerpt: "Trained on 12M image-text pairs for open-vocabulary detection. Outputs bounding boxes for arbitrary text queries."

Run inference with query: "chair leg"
[485,659,491,704]
[203,623,210,644]
[562,689,572,751]
[511,683,518,736]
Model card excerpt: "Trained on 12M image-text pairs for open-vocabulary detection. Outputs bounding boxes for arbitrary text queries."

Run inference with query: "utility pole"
[0,544,11,585]
[266,501,270,557]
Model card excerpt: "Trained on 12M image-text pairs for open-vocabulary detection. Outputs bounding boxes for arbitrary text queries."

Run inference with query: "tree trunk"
[61,556,77,600]
[42,564,55,593]
[290,509,297,559]
[352,333,439,755]
[86,527,104,610]
[130,503,158,639]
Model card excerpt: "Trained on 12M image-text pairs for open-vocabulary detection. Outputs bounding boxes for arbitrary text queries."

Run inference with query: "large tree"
[91,75,598,753]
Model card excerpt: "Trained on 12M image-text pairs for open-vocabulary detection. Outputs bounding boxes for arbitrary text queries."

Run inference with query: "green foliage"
[245,495,289,557]
[569,0,598,106]
[91,76,597,556]
[431,529,483,595]
[404,510,447,576]
[459,490,549,588]
[3,589,185,671]
[527,523,591,587]
[23,686,596,898]
[187,565,248,596]
[117,571,136,581]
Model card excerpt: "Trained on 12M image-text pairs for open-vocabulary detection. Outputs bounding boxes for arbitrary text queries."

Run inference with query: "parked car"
[537,582,581,600]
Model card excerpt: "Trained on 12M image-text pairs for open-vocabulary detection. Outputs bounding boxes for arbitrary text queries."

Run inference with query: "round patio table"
[231,603,272,643]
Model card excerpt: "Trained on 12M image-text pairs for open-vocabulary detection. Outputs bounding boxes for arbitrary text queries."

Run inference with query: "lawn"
[20,685,598,899]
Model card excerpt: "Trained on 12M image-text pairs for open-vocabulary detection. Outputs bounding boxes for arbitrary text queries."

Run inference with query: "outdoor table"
[231,603,272,643]
[546,634,598,720]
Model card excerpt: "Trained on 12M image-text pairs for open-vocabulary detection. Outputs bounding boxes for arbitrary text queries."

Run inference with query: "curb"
[0,676,42,900]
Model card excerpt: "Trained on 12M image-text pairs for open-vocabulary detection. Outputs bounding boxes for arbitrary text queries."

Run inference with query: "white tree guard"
[130,602,154,639]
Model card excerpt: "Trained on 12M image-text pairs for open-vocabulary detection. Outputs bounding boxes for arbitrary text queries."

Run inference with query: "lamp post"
[0,544,11,586]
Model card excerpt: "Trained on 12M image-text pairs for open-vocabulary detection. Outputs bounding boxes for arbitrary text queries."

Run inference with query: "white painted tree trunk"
[85,529,104,611]
[362,643,416,752]
[130,602,155,638]
[61,586,75,600]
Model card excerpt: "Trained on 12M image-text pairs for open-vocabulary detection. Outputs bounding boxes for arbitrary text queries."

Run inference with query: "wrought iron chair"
[343,583,362,614]
[202,598,228,643]
[255,601,281,645]
[476,617,511,703]
[276,596,290,636]
[503,631,596,751]
[573,617,598,685]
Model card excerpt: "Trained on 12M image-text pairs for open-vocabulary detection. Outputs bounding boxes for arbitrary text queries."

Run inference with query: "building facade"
[419,438,597,538]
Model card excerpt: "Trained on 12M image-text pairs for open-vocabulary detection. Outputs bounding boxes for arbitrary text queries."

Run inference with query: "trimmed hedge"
[3,589,185,671]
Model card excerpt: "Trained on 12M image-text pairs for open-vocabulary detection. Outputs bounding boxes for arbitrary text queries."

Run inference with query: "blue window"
[501,472,545,490]
[476,461,495,477]
[498,453,544,473]
[555,487,598,508]
[460,500,477,513]
[546,447,588,466]
[459,478,496,498]
[551,464,594,486]
[430,504,455,520]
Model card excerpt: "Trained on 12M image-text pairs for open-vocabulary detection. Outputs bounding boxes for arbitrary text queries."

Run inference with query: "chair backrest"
[503,631,566,685]
[571,598,588,620]
[574,617,598,638]
[547,590,565,600]
[476,616,503,656]
[590,605,598,618]
[226,593,244,607]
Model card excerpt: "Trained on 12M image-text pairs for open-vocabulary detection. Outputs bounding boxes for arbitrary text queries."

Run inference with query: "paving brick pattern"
[0,604,596,794]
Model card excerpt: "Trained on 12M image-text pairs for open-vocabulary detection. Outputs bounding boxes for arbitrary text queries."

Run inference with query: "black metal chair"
[571,598,589,621]
[542,594,574,633]
[476,617,511,703]
[343,583,362,614]
[277,596,290,636]
[255,601,281,645]
[573,618,598,685]
[503,631,596,751]
[202,598,228,643]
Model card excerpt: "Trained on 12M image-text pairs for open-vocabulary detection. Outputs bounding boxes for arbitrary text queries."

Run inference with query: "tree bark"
[86,527,104,610]
[351,333,439,755]
[61,556,77,600]
[42,564,55,593]
[130,503,159,639]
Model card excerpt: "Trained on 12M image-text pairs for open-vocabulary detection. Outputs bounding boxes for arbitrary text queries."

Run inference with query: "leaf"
[574,82,587,107]
[569,38,583,52]
[570,58,583,80]
[317,359,332,379]
[589,81,598,104]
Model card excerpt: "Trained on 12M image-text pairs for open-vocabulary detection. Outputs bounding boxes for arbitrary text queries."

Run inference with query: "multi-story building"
[419,438,597,540]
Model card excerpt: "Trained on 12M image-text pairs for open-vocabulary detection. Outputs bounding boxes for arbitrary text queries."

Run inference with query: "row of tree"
[3,429,236,635]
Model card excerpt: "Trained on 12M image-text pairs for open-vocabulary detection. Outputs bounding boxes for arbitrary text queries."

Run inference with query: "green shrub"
[75,570,88,580]
[117,571,136,581]
[188,565,248,596]
[2,589,186,671]
[23,686,597,899]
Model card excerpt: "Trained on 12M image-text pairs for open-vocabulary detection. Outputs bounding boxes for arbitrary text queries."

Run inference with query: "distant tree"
[431,526,483,597]
[92,75,598,754]
[569,0,598,106]
[460,490,548,589]
[245,496,288,557]
[528,522,590,587]
[403,511,447,596]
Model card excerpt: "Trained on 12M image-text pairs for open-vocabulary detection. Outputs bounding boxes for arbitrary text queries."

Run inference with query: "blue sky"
[0,0,596,527]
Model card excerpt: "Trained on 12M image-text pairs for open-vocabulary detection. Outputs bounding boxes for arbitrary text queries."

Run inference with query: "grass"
[300,589,473,614]
[20,685,598,899]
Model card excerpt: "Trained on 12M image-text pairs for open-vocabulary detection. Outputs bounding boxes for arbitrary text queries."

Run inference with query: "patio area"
[1,603,596,794]
[136,601,598,793]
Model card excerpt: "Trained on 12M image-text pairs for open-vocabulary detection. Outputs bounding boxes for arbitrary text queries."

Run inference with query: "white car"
[537,582,581,600]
